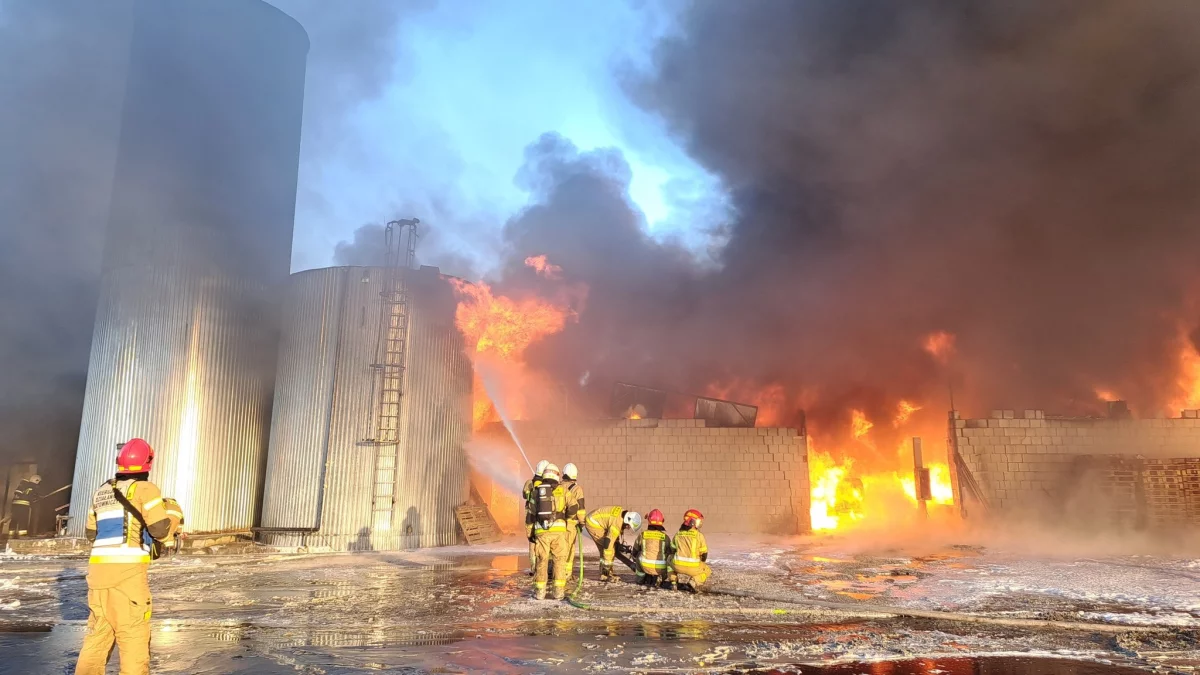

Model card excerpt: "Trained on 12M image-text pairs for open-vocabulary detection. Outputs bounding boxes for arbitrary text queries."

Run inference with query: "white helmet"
[542,463,561,482]
[623,511,643,530]
[534,459,550,477]
[562,463,578,480]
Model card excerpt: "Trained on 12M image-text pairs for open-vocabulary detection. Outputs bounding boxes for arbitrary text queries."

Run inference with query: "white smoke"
[465,436,526,497]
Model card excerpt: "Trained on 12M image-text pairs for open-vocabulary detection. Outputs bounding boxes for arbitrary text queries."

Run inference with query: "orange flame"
[1168,334,1200,415]
[451,278,576,429]
[807,402,955,532]
[900,463,955,505]
[893,400,922,427]
[622,404,646,420]
[524,254,563,280]
[850,409,873,440]
[808,450,861,531]
[451,279,570,360]
[923,331,956,364]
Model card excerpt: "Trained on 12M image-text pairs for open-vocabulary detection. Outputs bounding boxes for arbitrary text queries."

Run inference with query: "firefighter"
[669,508,710,593]
[9,473,40,537]
[584,505,643,582]
[76,439,182,675]
[522,459,549,576]
[530,463,579,600]
[561,463,586,579]
[633,509,671,588]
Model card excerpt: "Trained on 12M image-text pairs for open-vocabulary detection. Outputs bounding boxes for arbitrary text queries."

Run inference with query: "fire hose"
[568,526,586,607]
[566,528,636,609]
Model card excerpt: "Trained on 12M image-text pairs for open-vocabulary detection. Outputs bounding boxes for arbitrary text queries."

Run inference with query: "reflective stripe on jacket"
[585,506,624,539]
[564,481,586,522]
[635,529,670,570]
[12,481,35,506]
[671,528,708,567]
[86,480,166,565]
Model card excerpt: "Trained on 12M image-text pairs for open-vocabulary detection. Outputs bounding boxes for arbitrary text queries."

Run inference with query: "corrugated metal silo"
[67,0,308,534]
[259,266,473,550]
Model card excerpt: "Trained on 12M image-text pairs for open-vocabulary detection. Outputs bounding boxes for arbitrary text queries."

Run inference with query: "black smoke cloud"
[0,0,131,477]
[266,0,428,154]
[488,0,1200,444]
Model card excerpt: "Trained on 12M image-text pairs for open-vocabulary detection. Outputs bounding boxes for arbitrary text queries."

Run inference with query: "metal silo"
[68,0,308,534]
[259,263,473,550]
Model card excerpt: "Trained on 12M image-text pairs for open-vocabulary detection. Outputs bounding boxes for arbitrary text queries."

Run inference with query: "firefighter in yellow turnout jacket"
[585,505,643,582]
[9,473,40,536]
[530,463,580,600]
[669,509,710,592]
[76,439,182,675]
[633,509,671,587]
[522,460,550,576]
[561,463,585,578]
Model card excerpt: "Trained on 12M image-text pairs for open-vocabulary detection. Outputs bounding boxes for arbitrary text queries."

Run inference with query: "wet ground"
[1,535,1198,673]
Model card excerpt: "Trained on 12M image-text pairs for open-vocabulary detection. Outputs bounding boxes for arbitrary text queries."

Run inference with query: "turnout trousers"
[670,561,712,587]
[533,529,570,598]
[75,573,152,675]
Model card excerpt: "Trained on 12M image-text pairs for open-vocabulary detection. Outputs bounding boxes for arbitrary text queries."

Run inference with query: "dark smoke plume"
[265,0,430,156]
[0,0,131,479]
[490,0,1200,448]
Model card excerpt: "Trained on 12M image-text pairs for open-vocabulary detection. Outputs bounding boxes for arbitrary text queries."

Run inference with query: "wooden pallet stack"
[1098,457,1141,529]
[1181,457,1200,522]
[454,504,503,545]
[1143,458,1189,526]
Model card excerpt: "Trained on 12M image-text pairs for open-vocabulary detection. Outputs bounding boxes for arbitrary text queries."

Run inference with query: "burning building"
[47,0,1200,545]
[441,0,1200,538]
[67,0,308,534]
[258,264,472,551]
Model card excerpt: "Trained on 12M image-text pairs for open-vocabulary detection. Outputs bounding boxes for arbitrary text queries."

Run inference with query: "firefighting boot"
[534,587,547,601]
[599,563,613,582]
[552,587,566,601]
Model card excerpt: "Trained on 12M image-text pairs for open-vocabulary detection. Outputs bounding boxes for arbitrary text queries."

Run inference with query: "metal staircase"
[362,218,418,533]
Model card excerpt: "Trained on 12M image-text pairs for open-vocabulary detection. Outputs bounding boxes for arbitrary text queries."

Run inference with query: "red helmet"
[683,509,704,528]
[647,509,665,525]
[116,438,155,474]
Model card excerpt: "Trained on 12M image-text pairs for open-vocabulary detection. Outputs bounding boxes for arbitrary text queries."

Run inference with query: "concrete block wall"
[950,409,1200,518]
[507,419,810,534]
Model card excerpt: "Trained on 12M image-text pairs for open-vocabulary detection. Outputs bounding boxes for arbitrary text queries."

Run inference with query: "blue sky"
[283,0,723,275]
